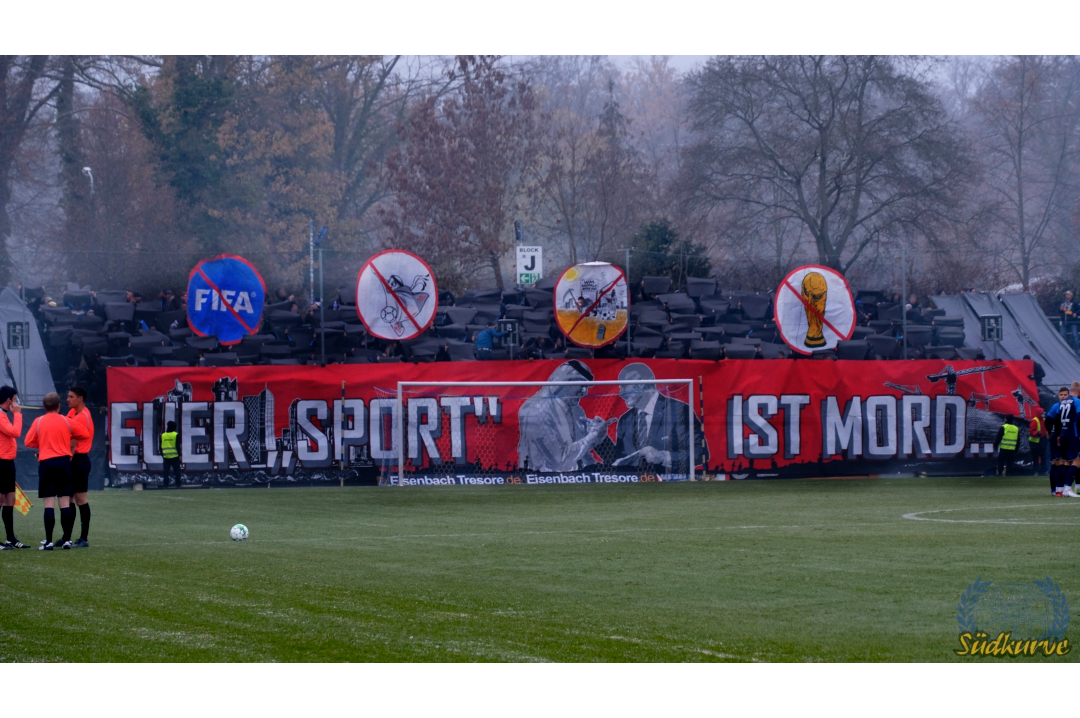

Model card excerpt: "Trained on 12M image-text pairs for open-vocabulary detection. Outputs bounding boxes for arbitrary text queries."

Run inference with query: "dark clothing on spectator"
[1061,299,1079,351]
[1031,361,1045,386]
[474,327,506,360]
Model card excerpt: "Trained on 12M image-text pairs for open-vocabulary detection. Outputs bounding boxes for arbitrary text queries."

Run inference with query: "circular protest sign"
[554,262,629,348]
[186,254,266,345]
[774,264,855,355]
[356,250,438,340]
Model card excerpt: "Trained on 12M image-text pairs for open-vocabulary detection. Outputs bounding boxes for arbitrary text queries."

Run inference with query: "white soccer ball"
[230,524,249,541]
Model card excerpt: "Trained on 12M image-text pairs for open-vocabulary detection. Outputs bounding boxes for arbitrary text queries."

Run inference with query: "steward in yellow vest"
[160,421,182,488]
[996,421,1020,476]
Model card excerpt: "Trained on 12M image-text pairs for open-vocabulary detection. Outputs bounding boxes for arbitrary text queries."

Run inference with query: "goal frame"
[395,379,695,485]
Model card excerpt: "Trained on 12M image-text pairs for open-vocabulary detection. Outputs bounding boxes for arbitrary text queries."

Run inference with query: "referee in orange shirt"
[0,386,28,549]
[25,392,91,550]
[66,387,93,548]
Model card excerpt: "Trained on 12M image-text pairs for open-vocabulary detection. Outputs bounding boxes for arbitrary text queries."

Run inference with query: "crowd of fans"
[20,276,994,406]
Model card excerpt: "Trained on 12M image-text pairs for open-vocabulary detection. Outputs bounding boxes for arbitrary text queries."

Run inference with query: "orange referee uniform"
[26,413,90,462]
[0,411,22,460]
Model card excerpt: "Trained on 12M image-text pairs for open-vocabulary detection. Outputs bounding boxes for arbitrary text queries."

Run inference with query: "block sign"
[356,250,438,340]
[516,246,543,285]
[187,254,266,345]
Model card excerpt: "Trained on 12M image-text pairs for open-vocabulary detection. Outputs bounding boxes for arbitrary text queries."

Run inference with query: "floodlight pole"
[18,285,26,403]
[621,247,632,357]
[315,226,328,366]
[901,244,908,361]
[319,246,326,365]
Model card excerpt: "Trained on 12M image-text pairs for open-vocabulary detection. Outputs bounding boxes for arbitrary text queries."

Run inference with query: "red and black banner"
[107,359,1038,487]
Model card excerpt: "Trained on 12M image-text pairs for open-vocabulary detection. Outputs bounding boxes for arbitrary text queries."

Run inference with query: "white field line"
[40,521,905,549]
[902,502,1080,525]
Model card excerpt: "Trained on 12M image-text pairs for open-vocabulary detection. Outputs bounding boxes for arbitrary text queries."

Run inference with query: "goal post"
[382,378,699,487]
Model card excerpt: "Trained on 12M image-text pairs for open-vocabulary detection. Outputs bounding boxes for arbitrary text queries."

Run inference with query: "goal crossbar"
[394,379,695,485]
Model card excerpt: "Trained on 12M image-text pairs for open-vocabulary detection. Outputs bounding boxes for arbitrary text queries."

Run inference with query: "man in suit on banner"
[517,360,611,473]
[612,363,706,476]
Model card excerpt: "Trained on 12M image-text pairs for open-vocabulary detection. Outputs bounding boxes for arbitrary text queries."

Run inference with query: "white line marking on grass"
[609,634,760,660]
[903,502,1080,525]
[95,521,902,548]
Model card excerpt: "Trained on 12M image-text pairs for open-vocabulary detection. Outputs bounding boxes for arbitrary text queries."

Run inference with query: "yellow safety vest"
[1030,416,1043,444]
[1000,424,1019,451]
[161,431,179,459]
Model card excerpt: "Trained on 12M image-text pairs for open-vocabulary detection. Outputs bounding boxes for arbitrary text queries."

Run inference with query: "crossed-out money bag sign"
[356,250,438,340]
[186,255,266,345]
[774,265,855,355]
[554,262,630,348]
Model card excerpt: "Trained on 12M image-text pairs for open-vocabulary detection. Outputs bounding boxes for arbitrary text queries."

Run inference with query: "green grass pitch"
[0,476,1076,662]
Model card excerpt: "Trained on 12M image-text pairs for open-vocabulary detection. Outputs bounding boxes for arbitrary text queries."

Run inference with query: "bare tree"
[380,56,541,290]
[529,58,655,266]
[0,56,60,285]
[682,56,973,274]
[971,55,1080,289]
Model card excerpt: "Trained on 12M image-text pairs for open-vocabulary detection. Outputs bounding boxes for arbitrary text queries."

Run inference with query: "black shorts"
[71,453,91,494]
[0,459,14,494]
[1062,435,1080,462]
[1050,437,1062,460]
[38,456,72,499]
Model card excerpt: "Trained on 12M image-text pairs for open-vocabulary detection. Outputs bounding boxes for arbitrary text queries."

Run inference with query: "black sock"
[59,507,73,542]
[44,508,54,543]
[1052,465,1060,493]
[1069,466,1079,488]
[78,503,90,541]
[2,505,13,542]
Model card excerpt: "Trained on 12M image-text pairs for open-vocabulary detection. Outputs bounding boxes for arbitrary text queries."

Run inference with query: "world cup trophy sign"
[801,271,829,348]
[774,265,855,355]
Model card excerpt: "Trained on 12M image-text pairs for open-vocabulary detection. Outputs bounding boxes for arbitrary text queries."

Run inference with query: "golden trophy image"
[801,271,828,348]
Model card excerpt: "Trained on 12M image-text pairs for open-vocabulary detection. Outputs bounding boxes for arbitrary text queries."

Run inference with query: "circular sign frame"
[186,254,267,345]
[553,262,630,349]
[774,264,855,355]
[355,249,438,341]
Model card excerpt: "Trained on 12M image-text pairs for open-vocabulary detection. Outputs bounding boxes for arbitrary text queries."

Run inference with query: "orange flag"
[14,483,31,516]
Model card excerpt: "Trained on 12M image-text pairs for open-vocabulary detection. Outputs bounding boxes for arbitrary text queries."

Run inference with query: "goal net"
[373,377,701,487]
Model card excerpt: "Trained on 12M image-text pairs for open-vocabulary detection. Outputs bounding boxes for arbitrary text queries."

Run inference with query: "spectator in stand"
[159,289,181,311]
[525,336,553,360]
[1060,291,1078,352]
[473,322,507,360]
[1023,355,1045,386]
[855,299,872,325]
[435,343,451,362]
